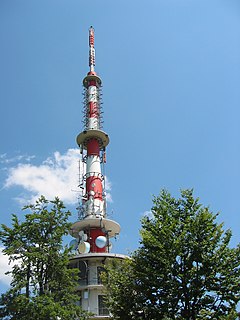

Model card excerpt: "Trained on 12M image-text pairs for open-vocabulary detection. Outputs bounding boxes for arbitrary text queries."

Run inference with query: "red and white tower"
[69,27,126,318]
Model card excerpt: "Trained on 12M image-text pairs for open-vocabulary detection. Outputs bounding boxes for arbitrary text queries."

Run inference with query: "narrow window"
[78,260,88,285]
[98,295,109,316]
[97,266,106,284]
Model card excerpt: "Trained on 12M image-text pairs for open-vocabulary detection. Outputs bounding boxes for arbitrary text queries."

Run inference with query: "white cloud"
[4,149,80,204]
[4,148,112,205]
[142,210,154,219]
[105,176,112,203]
[0,246,11,287]
[0,153,35,164]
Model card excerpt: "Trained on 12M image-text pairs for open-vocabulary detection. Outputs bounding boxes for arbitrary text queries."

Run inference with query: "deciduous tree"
[0,196,89,320]
[105,190,240,320]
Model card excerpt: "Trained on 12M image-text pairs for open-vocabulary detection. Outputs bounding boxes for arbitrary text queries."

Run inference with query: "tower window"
[97,266,106,284]
[98,295,109,316]
[78,260,88,285]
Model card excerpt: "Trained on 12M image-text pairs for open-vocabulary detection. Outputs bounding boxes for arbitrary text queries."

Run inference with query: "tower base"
[69,253,127,318]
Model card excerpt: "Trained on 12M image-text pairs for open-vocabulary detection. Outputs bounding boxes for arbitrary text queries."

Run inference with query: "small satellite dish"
[89,190,95,196]
[69,239,78,250]
[95,236,107,248]
[79,231,88,242]
[78,241,90,254]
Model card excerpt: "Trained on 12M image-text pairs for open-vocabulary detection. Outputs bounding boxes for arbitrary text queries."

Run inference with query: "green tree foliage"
[104,190,240,320]
[0,196,89,320]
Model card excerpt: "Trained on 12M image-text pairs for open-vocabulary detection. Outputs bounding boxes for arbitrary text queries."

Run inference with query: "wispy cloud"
[142,210,154,219]
[0,247,11,287]
[105,176,112,203]
[0,153,35,164]
[3,149,112,205]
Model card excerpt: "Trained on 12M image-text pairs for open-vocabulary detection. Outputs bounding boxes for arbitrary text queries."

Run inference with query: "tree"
[104,189,240,320]
[0,196,89,320]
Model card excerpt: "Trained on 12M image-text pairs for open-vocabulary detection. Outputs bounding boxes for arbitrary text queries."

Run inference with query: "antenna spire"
[89,26,95,72]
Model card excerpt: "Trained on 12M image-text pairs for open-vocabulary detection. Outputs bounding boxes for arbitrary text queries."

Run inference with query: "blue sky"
[0,0,240,292]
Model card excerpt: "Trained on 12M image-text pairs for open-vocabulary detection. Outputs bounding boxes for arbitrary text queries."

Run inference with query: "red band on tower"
[87,139,100,155]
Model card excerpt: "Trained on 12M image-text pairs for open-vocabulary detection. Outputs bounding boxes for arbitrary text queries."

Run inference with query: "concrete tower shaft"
[74,27,120,253]
[70,27,127,319]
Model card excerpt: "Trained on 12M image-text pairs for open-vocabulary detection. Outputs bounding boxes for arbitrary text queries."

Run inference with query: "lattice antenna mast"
[82,27,103,131]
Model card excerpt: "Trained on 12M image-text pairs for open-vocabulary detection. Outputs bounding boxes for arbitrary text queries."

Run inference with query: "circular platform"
[70,252,128,261]
[83,74,102,87]
[76,130,109,149]
[70,217,120,239]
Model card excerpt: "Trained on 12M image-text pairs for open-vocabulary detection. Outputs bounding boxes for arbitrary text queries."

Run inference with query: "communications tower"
[69,27,126,318]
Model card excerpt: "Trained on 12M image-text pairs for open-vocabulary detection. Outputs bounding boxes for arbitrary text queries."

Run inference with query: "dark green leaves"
[0,196,89,320]
[104,189,240,320]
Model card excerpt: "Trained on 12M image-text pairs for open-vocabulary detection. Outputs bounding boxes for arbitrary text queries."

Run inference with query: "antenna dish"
[95,236,107,248]
[89,190,95,196]
[78,241,90,254]
[79,230,88,242]
[69,239,78,250]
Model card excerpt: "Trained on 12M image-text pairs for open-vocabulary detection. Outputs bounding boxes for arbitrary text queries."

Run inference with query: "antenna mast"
[89,26,95,72]
[72,27,120,253]
[69,27,127,318]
